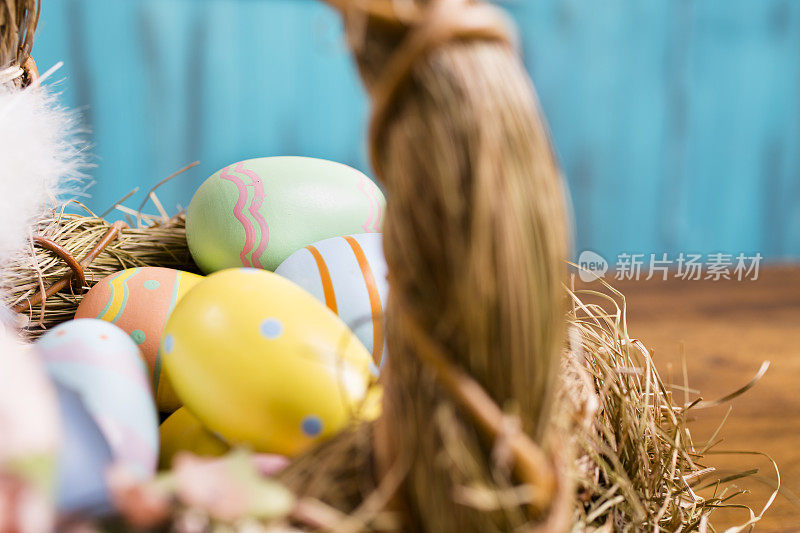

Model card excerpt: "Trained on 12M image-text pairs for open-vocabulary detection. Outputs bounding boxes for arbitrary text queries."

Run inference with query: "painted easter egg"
[0,336,59,527]
[0,336,59,472]
[162,268,376,456]
[75,267,203,413]
[186,156,385,273]
[53,382,114,516]
[159,407,229,469]
[35,319,159,477]
[275,233,388,375]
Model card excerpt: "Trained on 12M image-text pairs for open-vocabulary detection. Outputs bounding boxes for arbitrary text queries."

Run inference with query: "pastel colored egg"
[159,407,229,469]
[53,382,114,516]
[35,319,159,477]
[0,337,59,525]
[162,268,376,457]
[186,156,385,273]
[75,267,203,413]
[0,336,59,469]
[275,233,388,375]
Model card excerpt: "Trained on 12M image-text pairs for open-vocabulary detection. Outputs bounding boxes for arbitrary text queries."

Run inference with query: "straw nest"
[1,217,775,531]
[562,281,775,531]
[277,277,776,532]
[3,202,195,339]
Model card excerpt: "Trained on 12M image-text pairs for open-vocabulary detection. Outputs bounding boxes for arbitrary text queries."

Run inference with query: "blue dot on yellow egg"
[144,279,160,290]
[164,334,174,353]
[260,318,283,339]
[301,415,323,437]
[131,330,146,345]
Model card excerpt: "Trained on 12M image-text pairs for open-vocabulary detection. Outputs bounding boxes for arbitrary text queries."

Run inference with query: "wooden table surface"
[598,266,800,531]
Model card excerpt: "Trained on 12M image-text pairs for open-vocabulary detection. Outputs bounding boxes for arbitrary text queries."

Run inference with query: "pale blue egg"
[53,381,113,516]
[36,319,159,476]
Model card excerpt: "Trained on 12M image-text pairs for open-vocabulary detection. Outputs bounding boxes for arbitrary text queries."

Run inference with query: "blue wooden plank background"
[33,0,800,261]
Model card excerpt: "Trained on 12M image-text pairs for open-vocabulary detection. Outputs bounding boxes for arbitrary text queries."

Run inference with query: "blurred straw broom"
[291,0,573,529]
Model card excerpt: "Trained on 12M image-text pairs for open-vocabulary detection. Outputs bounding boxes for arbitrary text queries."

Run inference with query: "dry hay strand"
[2,201,196,339]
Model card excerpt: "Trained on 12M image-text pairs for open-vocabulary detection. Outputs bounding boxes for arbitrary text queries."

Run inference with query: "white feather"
[0,72,89,329]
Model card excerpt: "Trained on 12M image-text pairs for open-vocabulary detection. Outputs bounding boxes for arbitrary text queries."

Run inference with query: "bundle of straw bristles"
[1,0,776,531]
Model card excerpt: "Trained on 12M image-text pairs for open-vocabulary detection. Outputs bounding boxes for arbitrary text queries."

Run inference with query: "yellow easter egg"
[158,407,229,469]
[162,268,375,457]
[360,384,383,422]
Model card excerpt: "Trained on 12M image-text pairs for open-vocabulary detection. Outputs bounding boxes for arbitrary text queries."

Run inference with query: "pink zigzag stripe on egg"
[371,183,382,232]
[220,166,256,267]
[44,342,151,391]
[358,176,376,232]
[234,163,270,269]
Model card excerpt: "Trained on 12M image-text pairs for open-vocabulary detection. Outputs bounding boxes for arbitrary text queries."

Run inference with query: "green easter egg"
[186,157,385,273]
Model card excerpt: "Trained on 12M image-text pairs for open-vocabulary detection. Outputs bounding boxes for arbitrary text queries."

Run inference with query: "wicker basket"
[0,1,775,531]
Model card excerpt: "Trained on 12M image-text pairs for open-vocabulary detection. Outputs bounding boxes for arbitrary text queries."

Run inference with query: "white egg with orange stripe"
[275,233,387,375]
